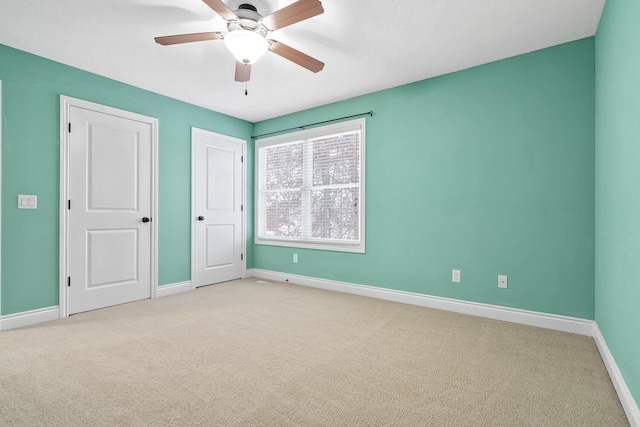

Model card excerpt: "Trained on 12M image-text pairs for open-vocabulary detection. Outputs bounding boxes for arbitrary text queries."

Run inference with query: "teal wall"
[595,0,640,406]
[0,40,598,321]
[0,44,253,315]
[253,39,596,319]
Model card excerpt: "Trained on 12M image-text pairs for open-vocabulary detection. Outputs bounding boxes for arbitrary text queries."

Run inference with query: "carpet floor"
[0,278,628,426]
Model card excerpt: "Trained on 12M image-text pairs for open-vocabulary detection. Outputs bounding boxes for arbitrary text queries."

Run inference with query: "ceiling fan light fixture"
[224,29,268,64]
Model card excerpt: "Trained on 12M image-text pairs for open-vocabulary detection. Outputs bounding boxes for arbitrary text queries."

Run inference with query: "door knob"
[142,217,151,223]
[197,216,205,221]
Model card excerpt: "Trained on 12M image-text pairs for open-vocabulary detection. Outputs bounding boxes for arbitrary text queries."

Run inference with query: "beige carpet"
[0,278,628,426]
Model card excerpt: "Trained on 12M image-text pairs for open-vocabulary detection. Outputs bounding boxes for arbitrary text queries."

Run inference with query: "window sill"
[255,238,365,254]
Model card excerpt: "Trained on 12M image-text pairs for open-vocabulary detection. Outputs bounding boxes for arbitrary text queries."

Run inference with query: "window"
[255,118,365,253]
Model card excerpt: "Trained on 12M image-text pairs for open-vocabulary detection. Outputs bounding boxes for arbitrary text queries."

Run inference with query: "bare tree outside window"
[311,133,359,240]
[256,119,365,253]
[262,141,303,238]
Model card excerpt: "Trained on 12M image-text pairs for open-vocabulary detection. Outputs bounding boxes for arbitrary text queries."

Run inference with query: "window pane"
[311,188,359,240]
[263,142,303,190]
[256,118,365,252]
[263,190,302,238]
[312,131,360,186]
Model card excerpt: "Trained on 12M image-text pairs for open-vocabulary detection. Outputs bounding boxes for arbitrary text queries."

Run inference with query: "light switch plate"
[18,194,37,209]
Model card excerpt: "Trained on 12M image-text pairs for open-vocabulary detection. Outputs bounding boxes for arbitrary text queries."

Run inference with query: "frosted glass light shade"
[224,30,268,64]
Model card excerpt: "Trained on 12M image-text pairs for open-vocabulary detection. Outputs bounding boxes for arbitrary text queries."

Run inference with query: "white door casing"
[192,128,246,288]
[0,80,3,317]
[60,96,158,317]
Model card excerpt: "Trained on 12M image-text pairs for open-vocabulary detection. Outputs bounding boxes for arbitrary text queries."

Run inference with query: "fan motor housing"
[228,3,263,31]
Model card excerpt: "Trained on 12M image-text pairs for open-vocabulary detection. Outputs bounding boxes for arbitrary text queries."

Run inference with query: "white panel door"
[193,129,244,287]
[68,106,152,314]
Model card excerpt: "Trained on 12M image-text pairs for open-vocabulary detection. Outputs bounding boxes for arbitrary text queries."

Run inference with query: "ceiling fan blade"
[201,0,237,21]
[155,32,224,46]
[269,40,324,73]
[235,62,251,82]
[261,0,324,31]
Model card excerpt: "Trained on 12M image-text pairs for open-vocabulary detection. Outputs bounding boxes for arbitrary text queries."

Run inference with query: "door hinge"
[241,253,244,261]
[68,200,71,210]
[241,204,243,212]
[68,122,71,133]
[67,276,71,287]
[241,155,243,163]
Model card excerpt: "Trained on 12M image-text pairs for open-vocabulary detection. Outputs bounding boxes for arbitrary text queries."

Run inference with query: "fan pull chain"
[245,81,248,96]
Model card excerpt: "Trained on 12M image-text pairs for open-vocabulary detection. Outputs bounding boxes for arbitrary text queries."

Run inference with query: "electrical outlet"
[498,275,508,289]
[293,253,298,263]
[452,269,461,283]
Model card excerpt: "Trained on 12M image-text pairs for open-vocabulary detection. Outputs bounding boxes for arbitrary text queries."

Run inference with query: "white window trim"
[255,118,366,253]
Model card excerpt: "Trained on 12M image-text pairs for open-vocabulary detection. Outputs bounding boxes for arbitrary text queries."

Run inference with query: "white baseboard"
[593,324,640,427]
[0,306,60,331]
[0,281,192,331]
[248,268,640,424]
[247,269,595,336]
[157,281,192,298]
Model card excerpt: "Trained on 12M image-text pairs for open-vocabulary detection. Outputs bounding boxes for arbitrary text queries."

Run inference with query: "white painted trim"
[151,110,159,300]
[191,128,247,290]
[59,96,159,317]
[0,306,60,331]
[242,139,247,279]
[0,80,3,317]
[593,324,640,427]
[254,118,366,254]
[157,281,192,298]
[190,128,196,290]
[247,269,595,336]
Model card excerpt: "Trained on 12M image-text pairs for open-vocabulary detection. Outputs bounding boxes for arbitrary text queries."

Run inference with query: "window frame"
[254,118,366,253]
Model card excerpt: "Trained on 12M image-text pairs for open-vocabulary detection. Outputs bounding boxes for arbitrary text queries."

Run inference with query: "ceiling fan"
[154,0,325,85]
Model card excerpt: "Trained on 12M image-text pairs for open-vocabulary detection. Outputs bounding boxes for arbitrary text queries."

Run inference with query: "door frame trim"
[191,127,247,290]
[0,80,3,316]
[59,96,159,318]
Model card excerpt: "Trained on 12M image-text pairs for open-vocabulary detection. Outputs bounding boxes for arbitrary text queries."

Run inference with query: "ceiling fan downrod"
[237,4,258,12]
[230,3,263,32]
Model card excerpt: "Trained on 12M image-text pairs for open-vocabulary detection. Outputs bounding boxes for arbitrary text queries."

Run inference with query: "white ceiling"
[0,0,604,123]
